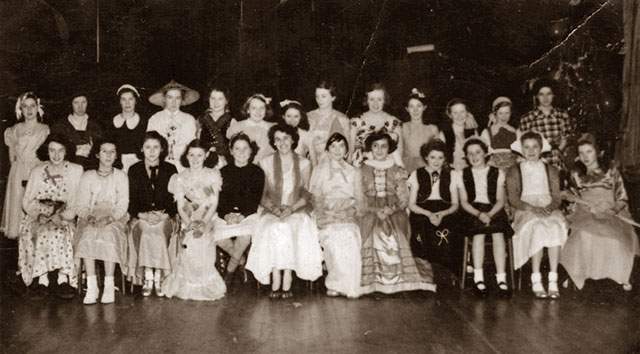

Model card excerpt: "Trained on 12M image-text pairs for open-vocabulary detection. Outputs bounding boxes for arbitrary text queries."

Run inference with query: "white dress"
[245,155,323,285]
[511,161,568,269]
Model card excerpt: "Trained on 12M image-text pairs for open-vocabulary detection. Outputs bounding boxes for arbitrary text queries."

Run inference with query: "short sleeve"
[4,125,16,147]
[226,119,241,139]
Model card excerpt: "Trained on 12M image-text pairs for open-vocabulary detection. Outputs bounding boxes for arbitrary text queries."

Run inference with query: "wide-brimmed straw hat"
[148,80,200,107]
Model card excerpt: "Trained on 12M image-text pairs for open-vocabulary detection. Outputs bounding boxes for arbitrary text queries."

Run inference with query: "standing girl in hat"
[147,80,199,171]
[110,84,148,173]
[480,97,518,171]
[2,92,49,239]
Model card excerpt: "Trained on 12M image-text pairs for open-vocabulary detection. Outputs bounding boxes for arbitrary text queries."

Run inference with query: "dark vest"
[416,167,451,204]
[462,166,499,205]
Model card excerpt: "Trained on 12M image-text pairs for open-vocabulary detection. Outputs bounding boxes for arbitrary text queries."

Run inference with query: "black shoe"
[473,282,488,299]
[28,284,48,301]
[55,282,76,299]
[497,283,512,299]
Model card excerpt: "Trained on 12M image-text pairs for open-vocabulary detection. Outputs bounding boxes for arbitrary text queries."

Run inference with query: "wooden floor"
[1,246,640,354]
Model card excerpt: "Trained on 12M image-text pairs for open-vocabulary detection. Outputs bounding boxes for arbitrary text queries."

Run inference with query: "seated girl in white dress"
[74,139,129,305]
[246,123,323,299]
[309,133,362,298]
[506,131,568,299]
[161,139,226,301]
[561,133,639,291]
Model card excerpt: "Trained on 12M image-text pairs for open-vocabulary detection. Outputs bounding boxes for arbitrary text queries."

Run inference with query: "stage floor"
[2,267,640,354]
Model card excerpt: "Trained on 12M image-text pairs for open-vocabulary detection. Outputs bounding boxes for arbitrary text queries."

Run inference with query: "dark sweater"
[218,163,265,218]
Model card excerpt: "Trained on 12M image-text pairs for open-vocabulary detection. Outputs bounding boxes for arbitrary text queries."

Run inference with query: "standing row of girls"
[5,79,638,303]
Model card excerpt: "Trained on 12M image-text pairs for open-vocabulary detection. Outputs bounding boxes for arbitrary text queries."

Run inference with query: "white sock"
[87,275,98,289]
[473,269,485,289]
[548,271,558,283]
[144,269,154,281]
[154,269,162,283]
[57,272,68,285]
[496,273,507,289]
[38,274,49,286]
[104,276,114,288]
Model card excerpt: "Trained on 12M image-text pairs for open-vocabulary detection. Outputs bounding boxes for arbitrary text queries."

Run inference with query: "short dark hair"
[363,82,391,107]
[406,92,428,107]
[136,130,169,161]
[36,133,76,163]
[229,132,259,163]
[316,80,337,97]
[532,78,555,96]
[463,138,488,164]
[279,101,310,131]
[420,138,449,163]
[180,139,217,168]
[89,138,123,170]
[364,131,397,154]
[268,123,299,151]
[520,131,543,148]
[325,133,349,153]
[240,94,274,120]
[207,86,230,111]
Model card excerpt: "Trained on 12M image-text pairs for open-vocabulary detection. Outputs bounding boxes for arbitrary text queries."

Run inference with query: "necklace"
[97,168,114,177]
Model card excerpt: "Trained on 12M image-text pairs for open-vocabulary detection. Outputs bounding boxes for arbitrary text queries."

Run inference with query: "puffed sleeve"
[4,125,17,161]
[112,170,129,220]
[226,119,241,139]
[394,166,409,209]
[611,167,629,206]
[308,163,325,197]
[209,168,222,194]
[167,173,184,202]
[22,166,43,218]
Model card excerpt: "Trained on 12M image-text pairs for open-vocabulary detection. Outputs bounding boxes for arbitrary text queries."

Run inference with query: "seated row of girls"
[408,137,513,298]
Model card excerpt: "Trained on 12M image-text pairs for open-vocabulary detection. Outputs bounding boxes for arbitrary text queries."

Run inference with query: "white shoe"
[142,280,153,297]
[83,287,99,305]
[154,280,165,297]
[623,283,633,291]
[101,277,115,304]
[83,276,99,305]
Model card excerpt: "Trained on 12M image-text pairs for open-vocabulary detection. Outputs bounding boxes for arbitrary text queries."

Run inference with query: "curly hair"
[268,123,300,151]
[36,133,76,163]
[420,138,449,163]
[180,139,217,168]
[240,94,274,121]
[89,138,123,170]
[279,101,310,131]
[229,133,259,163]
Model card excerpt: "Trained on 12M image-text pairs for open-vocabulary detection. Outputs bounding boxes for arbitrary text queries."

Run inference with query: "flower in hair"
[15,92,45,120]
[411,88,425,98]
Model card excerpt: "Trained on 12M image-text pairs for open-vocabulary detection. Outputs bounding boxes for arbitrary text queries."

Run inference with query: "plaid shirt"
[519,107,573,170]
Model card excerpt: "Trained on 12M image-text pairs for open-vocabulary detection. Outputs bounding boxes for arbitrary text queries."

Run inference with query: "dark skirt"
[461,203,514,238]
[409,200,462,272]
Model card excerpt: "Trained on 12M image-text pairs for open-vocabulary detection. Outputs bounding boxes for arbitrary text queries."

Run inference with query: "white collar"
[113,113,140,129]
[364,156,395,170]
[68,114,88,131]
[164,109,181,118]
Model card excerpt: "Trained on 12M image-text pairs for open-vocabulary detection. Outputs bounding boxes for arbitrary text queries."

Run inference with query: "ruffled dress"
[162,168,226,301]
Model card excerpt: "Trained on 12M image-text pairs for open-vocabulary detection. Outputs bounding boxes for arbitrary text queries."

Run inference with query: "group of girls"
[3,79,638,305]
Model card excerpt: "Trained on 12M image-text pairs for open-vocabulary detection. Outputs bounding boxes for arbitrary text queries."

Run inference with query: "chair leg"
[76,260,83,295]
[121,271,126,295]
[460,236,469,290]
[508,238,516,290]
